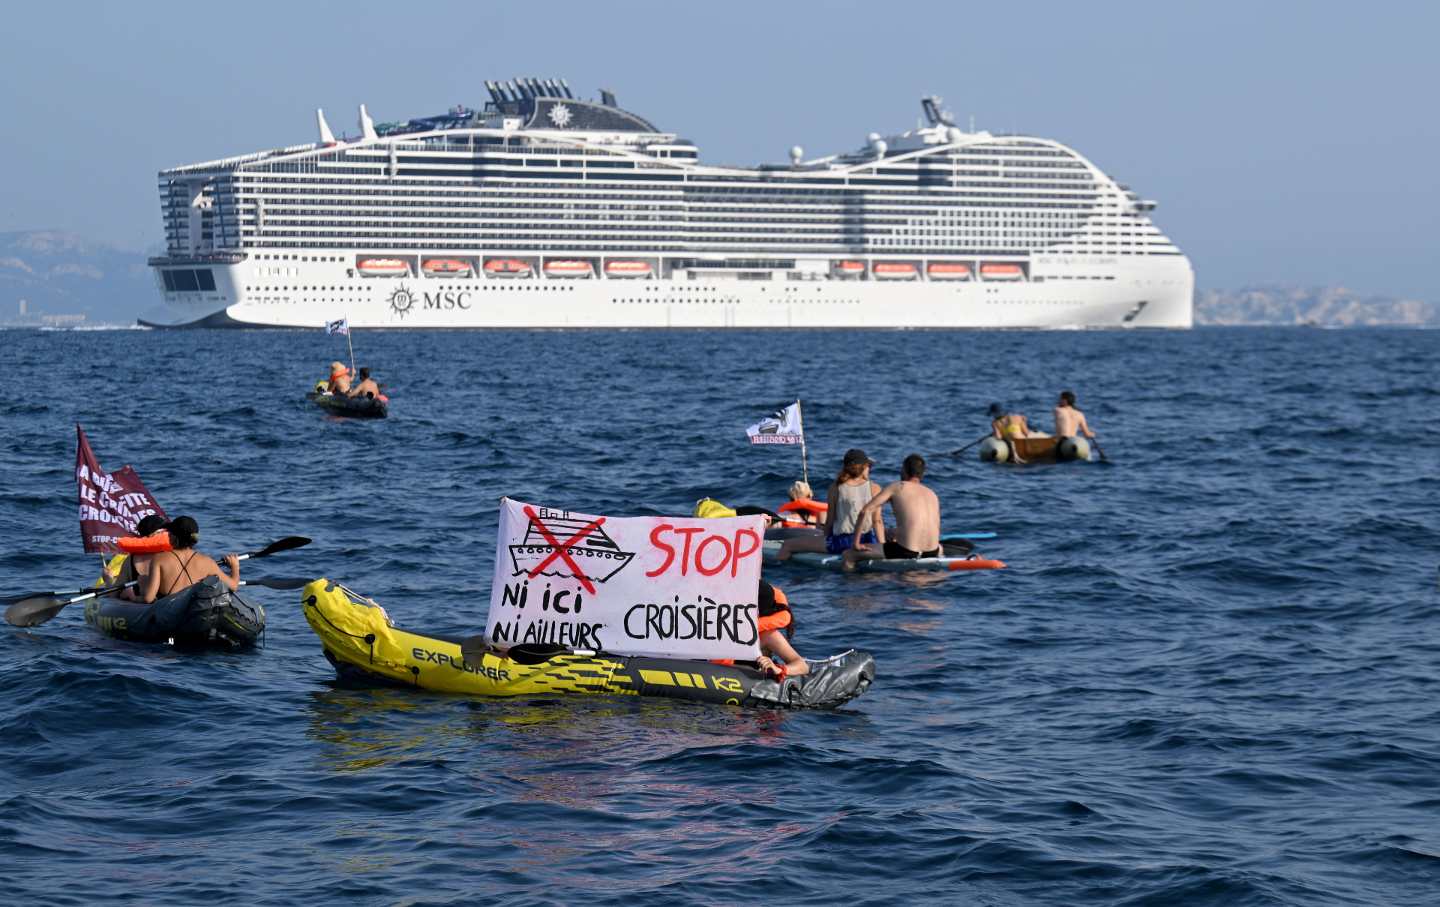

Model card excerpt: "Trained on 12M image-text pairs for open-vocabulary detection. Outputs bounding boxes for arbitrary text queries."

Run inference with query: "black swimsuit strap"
[163,550,200,596]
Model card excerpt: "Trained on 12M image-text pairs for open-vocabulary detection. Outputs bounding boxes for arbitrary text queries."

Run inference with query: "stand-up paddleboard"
[766,528,998,543]
[761,540,1005,573]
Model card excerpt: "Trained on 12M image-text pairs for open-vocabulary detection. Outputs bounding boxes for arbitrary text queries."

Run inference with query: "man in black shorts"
[845,454,943,567]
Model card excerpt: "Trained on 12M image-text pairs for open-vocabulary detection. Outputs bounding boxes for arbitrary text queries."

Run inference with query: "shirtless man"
[347,367,380,399]
[845,453,942,567]
[326,362,352,395]
[1053,390,1095,439]
[138,516,240,603]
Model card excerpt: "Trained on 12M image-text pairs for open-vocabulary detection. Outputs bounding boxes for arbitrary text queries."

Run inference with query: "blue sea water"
[1,326,1437,905]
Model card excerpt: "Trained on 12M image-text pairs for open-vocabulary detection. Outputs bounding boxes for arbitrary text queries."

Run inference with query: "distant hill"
[2,230,1436,327]
[0,231,155,325]
[1196,286,1438,327]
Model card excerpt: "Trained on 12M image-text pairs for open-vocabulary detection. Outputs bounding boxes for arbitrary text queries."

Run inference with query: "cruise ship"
[147,79,1193,329]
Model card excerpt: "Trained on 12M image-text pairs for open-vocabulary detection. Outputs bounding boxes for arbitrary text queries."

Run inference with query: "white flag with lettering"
[746,401,803,445]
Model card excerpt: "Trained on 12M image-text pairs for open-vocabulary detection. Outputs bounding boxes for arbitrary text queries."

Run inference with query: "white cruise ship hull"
[148,254,1193,329]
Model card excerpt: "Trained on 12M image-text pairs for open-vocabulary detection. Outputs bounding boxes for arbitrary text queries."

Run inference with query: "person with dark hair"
[347,367,380,399]
[1054,390,1095,440]
[988,401,1034,464]
[775,448,885,561]
[846,453,942,567]
[138,516,240,603]
[106,514,169,600]
[989,402,1030,441]
[754,580,809,678]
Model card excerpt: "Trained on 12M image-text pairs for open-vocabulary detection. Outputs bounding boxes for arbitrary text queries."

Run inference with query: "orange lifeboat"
[834,260,866,277]
[544,260,595,278]
[484,259,533,277]
[873,262,918,280]
[980,263,1024,281]
[357,258,410,277]
[605,260,653,278]
[926,262,972,281]
[422,258,472,277]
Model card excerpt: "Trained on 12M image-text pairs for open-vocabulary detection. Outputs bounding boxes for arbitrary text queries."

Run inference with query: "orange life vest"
[117,534,173,554]
[778,498,827,516]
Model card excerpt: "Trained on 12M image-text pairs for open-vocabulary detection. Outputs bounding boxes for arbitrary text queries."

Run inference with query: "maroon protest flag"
[75,425,168,554]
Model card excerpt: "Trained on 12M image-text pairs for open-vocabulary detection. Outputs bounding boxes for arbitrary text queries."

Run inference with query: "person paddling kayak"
[325,362,352,395]
[755,579,808,678]
[1054,390,1096,440]
[138,517,240,603]
[103,514,168,601]
[347,367,380,399]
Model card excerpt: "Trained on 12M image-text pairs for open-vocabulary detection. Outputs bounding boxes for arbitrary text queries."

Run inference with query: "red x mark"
[523,505,605,595]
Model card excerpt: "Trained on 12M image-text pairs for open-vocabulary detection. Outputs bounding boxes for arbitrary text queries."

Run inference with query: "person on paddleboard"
[137,517,241,603]
[347,367,380,399]
[1054,390,1096,440]
[325,362,352,395]
[775,449,885,560]
[846,453,942,568]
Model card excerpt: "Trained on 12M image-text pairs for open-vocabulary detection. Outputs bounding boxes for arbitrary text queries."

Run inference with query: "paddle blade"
[247,537,312,559]
[239,576,315,591]
[5,596,69,627]
[941,539,975,557]
[2,589,84,605]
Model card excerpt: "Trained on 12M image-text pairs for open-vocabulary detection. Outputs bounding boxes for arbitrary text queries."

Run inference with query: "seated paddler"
[103,514,169,600]
[754,579,808,679]
[138,516,241,603]
[326,362,352,395]
[347,366,381,400]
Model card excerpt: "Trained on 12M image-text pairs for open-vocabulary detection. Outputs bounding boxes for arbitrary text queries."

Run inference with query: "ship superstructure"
[148,78,1193,328]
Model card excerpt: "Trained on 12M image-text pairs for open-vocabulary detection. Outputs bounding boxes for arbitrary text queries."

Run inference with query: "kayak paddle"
[236,536,312,561]
[1091,436,1111,463]
[5,582,137,628]
[949,434,991,457]
[1,537,310,605]
[941,531,997,541]
[3,536,312,628]
[236,577,316,591]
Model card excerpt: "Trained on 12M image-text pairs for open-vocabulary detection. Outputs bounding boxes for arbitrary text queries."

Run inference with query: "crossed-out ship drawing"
[509,514,636,584]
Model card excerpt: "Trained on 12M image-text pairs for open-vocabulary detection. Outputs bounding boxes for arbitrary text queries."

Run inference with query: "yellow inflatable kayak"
[302,579,874,709]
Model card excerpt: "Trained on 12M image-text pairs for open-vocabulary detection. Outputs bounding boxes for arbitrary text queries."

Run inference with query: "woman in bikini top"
[138,517,240,603]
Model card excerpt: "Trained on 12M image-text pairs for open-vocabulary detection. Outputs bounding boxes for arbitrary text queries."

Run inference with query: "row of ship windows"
[190,176,1105,198]
[182,189,1109,209]
[179,201,1108,218]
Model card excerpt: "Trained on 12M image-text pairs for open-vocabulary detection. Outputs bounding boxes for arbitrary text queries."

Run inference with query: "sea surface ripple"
[1,326,1437,905]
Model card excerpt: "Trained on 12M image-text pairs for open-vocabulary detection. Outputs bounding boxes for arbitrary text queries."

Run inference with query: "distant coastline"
[2,230,1436,328]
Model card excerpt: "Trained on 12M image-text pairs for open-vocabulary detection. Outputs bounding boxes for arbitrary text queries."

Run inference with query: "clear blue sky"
[2,0,1436,299]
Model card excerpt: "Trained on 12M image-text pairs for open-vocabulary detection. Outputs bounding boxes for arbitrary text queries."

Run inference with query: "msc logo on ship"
[387,284,416,318]
[386,283,472,319]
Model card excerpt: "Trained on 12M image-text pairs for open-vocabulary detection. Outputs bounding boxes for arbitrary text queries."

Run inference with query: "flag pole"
[797,399,809,486]
[345,314,356,378]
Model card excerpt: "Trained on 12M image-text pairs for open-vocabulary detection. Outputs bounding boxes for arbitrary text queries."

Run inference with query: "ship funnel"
[359,104,378,142]
[316,108,337,145]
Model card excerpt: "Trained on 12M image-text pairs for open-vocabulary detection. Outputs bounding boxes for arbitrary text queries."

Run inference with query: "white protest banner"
[486,498,765,661]
[746,400,804,445]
